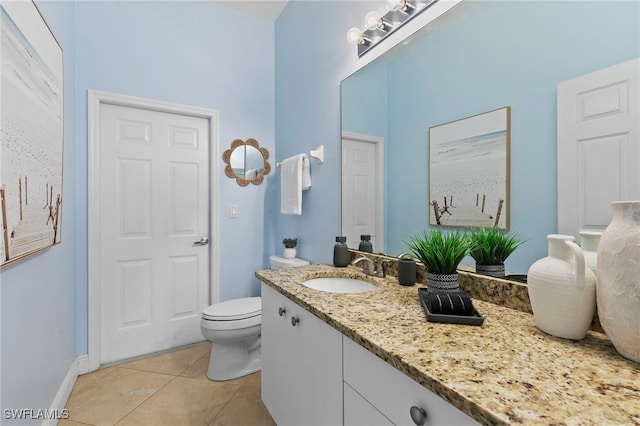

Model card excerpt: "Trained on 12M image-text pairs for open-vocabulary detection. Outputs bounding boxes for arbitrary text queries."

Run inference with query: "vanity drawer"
[343,337,479,426]
[344,382,393,426]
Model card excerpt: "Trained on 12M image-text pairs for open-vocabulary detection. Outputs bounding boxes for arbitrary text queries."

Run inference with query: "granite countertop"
[255,263,640,426]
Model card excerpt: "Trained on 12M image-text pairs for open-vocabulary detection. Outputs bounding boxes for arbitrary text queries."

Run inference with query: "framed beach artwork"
[429,107,510,229]
[0,1,63,267]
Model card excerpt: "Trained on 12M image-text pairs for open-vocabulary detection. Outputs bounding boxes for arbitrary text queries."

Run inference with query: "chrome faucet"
[352,256,391,278]
[375,259,392,278]
[352,256,375,276]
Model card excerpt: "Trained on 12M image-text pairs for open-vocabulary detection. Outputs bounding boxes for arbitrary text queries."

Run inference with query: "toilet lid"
[202,297,261,321]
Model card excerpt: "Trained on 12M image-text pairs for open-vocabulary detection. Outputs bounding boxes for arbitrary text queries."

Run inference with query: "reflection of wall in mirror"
[245,146,264,174]
[340,0,640,274]
[230,146,246,176]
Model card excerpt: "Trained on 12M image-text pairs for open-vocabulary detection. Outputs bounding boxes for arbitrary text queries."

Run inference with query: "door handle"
[193,237,209,246]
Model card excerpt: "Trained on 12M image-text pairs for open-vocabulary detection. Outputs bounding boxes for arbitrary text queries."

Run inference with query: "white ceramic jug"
[527,234,596,340]
[579,230,602,275]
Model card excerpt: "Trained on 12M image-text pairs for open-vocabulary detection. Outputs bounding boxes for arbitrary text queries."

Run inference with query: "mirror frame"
[222,138,271,187]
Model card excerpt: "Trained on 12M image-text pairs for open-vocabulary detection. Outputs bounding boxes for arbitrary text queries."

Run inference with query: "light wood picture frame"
[429,107,511,229]
[1,1,64,267]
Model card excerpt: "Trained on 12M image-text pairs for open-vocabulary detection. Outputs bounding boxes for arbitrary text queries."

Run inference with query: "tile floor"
[61,342,275,426]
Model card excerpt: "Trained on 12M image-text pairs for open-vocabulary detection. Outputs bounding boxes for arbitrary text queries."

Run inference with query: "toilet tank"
[270,255,310,269]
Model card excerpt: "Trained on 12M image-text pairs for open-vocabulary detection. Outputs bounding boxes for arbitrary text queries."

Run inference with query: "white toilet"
[201,255,309,381]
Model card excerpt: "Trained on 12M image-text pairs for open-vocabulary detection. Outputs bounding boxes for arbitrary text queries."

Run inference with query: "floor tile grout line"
[113,373,181,425]
[71,367,118,396]
[116,364,188,377]
[208,380,246,426]
[100,341,210,369]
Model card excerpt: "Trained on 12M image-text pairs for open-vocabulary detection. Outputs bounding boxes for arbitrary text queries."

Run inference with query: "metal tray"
[418,288,484,326]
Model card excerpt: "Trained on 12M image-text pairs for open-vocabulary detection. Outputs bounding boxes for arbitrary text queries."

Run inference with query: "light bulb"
[346,27,362,45]
[386,0,405,11]
[364,11,381,30]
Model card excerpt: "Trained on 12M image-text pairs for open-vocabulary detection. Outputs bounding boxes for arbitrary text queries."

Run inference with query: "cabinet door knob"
[410,406,427,426]
[278,307,286,317]
[291,316,299,326]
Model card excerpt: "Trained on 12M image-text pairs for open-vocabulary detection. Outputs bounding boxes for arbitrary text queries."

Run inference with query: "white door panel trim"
[342,131,384,252]
[87,90,220,372]
[558,58,639,238]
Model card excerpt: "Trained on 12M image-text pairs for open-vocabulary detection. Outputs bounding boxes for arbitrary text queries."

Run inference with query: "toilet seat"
[202,297,261,320]
[201,297,261,330]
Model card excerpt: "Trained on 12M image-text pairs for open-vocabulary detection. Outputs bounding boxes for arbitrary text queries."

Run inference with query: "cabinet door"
[343,337,479,426]
[344,382,393,426]
[261,283,343,426]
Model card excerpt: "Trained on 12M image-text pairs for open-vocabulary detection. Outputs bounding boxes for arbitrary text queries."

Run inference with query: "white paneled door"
[342,132,384,251]
[99,103,210,364]
[558,58,640,238]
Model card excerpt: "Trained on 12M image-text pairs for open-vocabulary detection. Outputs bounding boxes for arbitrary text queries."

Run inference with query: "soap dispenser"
[358,235,373,253]
[333,236,350,267]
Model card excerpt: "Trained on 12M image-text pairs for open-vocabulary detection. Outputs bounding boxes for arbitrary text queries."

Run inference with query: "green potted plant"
[468,227,526,278]
[282,238,298,259]
[405,229,471,292]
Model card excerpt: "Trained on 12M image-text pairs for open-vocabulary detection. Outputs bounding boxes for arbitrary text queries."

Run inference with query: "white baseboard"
[77,354,89,375]
[42,356,80,426]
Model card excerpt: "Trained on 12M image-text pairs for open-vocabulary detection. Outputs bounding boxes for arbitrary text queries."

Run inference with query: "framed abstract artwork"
[1,1,63,267]
[429,107,510,229]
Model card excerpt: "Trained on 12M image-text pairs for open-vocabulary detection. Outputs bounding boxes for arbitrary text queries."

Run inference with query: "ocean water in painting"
[0,6,63,263]
[430,130,507,228]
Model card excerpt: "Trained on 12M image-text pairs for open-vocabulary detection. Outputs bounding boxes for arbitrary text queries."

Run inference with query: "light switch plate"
[230,204,239,218]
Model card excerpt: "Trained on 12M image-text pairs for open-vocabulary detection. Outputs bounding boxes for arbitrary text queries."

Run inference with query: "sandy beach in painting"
[429,130,507,228]
[0,6,63,263]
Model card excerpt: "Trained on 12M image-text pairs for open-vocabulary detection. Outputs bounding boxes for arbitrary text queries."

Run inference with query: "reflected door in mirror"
[342,132,383,250]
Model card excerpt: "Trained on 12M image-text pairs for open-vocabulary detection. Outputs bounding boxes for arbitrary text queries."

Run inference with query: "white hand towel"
[301,155,311,191]
[280,154,305,215]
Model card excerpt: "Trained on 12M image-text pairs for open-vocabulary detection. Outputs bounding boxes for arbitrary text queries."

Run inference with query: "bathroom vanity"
[256,264,639,426]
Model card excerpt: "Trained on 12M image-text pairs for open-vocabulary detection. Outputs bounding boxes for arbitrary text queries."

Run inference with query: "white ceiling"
[215,0,289,22]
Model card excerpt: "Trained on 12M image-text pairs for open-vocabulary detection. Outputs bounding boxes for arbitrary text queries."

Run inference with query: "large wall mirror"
[340,0,639,274]
[223,138,271,186]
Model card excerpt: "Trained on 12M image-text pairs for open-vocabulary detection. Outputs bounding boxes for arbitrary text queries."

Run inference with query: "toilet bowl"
[201,256,309,381]
[201,297,261,381]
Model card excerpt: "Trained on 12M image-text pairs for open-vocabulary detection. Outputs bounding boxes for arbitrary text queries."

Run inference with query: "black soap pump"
[358,235,373,253]
[333,236,350,267]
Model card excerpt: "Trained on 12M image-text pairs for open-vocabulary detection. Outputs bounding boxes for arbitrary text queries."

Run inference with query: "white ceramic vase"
[527,234,596,340]
[597,201,640,363]
[579,230,602,275]
[283,247,296,259]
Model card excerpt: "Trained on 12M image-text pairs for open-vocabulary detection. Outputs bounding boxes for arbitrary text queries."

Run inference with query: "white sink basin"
[302,277,376,294]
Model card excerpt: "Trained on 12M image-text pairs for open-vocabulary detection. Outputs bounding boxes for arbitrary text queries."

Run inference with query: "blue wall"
[1,0,77,418]
[74,1,275,354]
[274,0,378,263]
[385,0,639,273]
[2,0,275,415]
[333,1,640,273]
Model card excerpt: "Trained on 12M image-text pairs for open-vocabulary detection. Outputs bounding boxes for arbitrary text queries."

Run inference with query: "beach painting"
[0,1,63,267]
[429,107,510,229]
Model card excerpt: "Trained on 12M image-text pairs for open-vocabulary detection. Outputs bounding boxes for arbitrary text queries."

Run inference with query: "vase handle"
[566,240,585,287]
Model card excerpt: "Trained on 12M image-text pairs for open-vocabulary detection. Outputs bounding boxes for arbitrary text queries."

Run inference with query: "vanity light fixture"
[347,0,437,57]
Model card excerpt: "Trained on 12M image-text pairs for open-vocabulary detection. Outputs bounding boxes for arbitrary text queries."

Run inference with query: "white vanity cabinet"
[261,282,479,426]
[260,283,343,426]
[343,337,480,426]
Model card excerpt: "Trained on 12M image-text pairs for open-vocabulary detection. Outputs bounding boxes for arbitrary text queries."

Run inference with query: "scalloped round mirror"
[222,138,271,186]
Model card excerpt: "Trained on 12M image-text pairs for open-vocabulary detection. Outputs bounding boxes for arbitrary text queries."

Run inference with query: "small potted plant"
[468,227,526,278]
[282,238,298,259]
[405,229,471,293]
